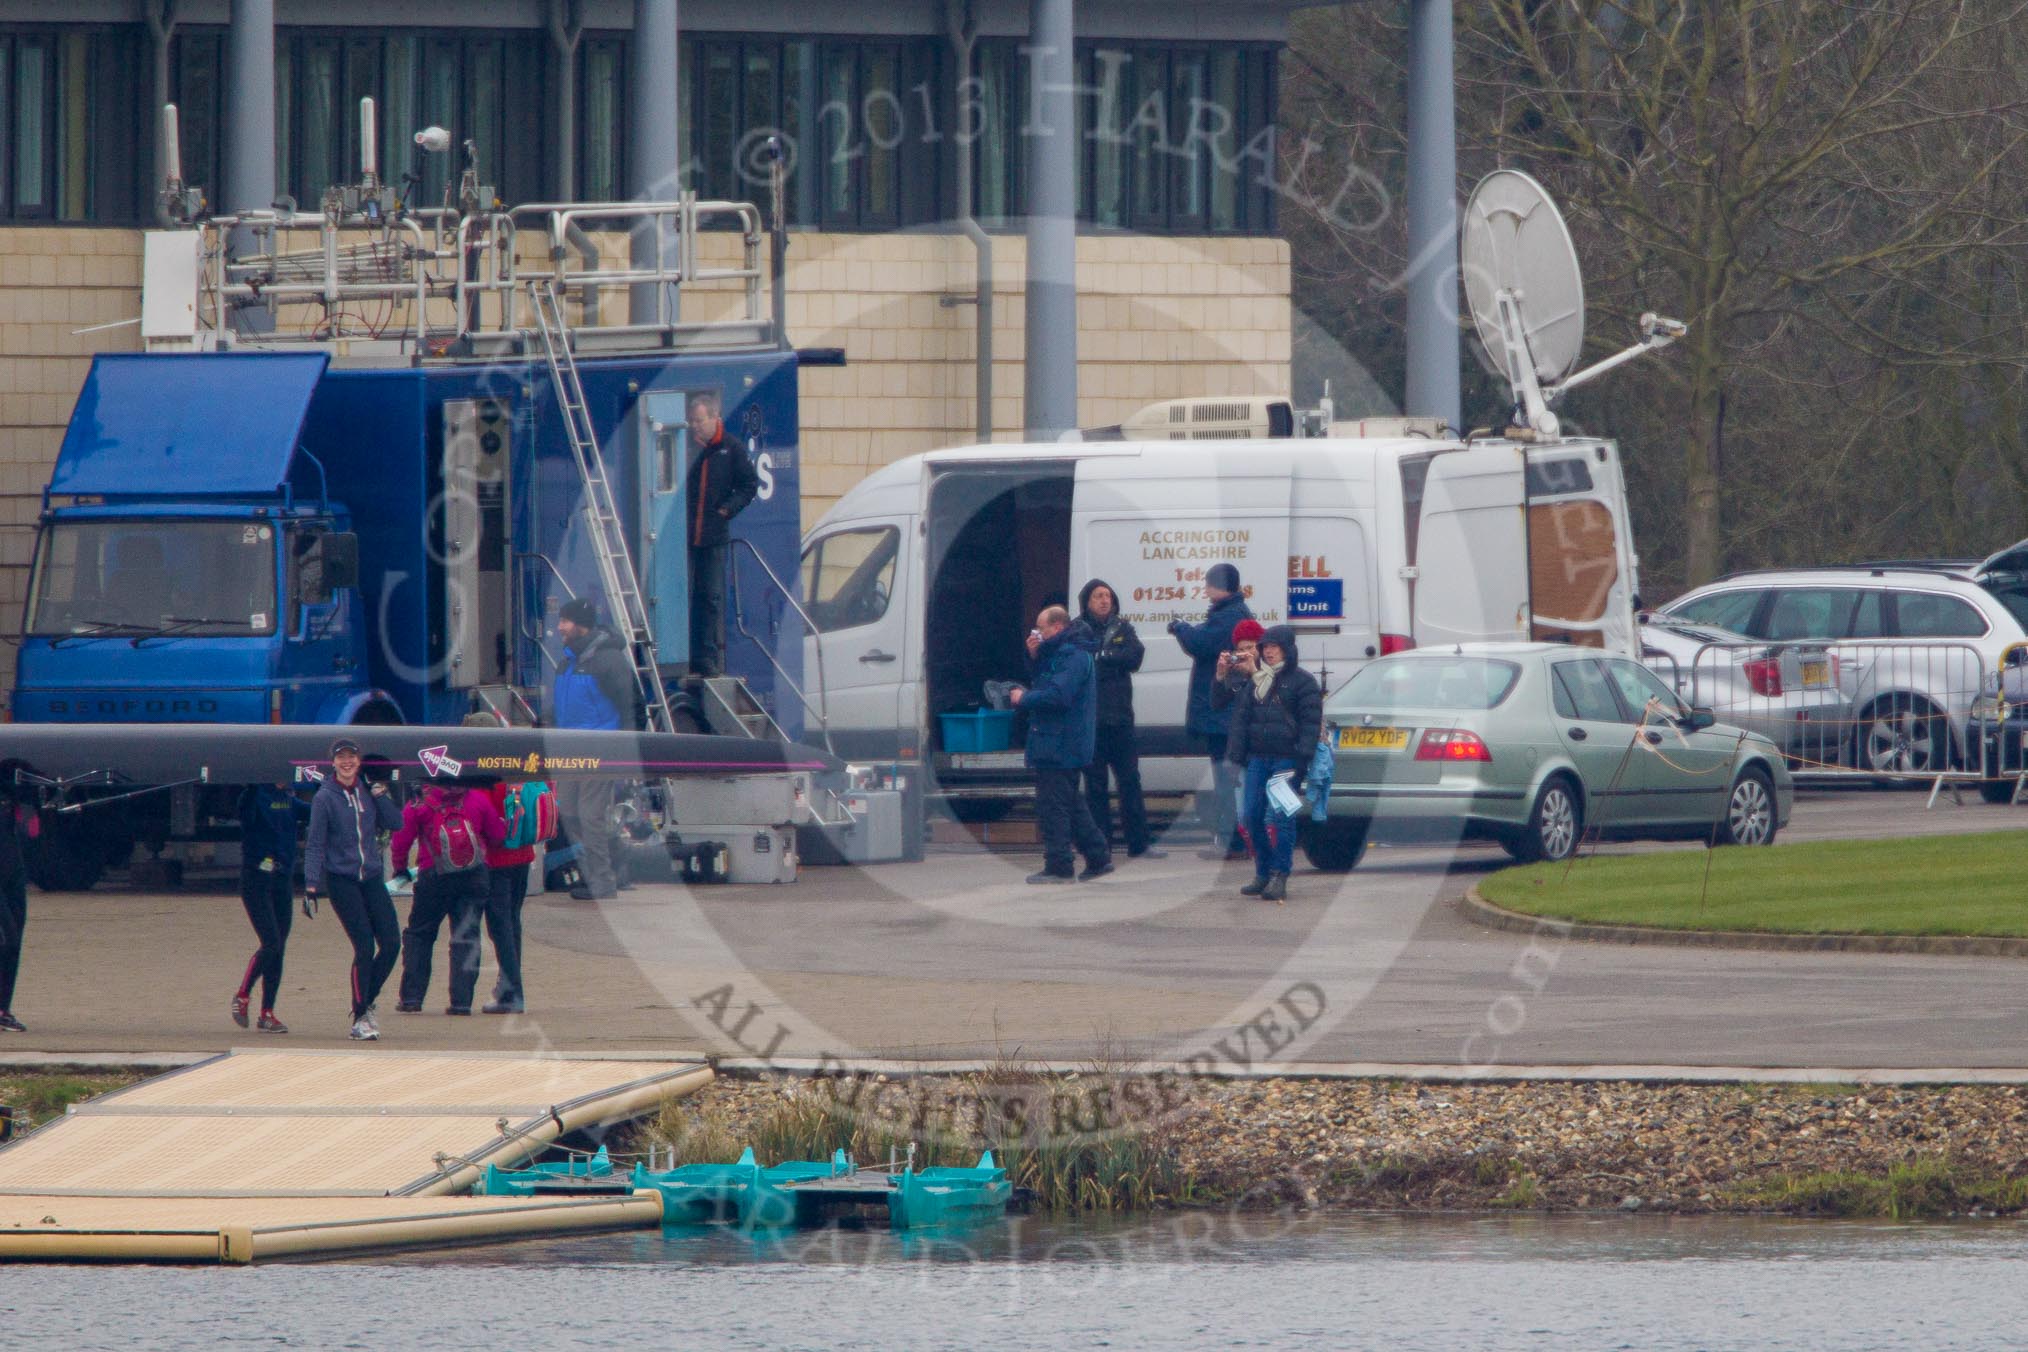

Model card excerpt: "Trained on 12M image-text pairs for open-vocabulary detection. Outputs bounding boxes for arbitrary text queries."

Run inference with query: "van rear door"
[1407,445,1530,648]
[1525,442,1639,655]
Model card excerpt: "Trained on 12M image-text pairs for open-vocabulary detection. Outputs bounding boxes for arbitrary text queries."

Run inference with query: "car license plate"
[1800,659,1829,687]
[1338,727,1410,751]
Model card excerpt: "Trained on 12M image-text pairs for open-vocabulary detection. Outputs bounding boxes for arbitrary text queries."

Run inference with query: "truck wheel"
[1301,819,1368,872]
[26,816,105,892]
[944,798,1015,824]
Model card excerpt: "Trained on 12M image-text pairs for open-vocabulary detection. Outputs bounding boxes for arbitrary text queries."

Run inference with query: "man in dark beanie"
[547,597,638,899]
[1167,562,1254,860]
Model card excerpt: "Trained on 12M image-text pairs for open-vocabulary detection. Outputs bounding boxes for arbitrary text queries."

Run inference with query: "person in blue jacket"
[1166,562,1254,860]
[232,782,311,1033]
[1011,606,1113,885]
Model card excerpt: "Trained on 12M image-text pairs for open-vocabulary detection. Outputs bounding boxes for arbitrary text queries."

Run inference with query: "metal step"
[696,676,789,744]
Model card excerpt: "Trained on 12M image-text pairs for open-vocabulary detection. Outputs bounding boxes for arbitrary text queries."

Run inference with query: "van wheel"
[1301,820,1367,872]
[1716,768,1778,846]
[1510,777,1582,864]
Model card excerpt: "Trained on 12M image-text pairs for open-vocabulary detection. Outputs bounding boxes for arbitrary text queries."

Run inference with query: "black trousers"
[400,870,488,1011]
[327,873,399,1020]
[689,543,728,677]
[0,868,23,1012]
[484,864,530,1008]
[236,864,294,1012]
[1083,722,1151,854]
[1035,767,1110,877]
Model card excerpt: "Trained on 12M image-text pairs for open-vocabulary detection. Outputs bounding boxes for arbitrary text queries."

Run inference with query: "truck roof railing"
[158,196,778,361]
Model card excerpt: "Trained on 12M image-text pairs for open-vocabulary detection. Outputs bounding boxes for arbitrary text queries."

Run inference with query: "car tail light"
[1416,728,1492,762]
[1380,633,1414,656]
[1742,657,1783,698]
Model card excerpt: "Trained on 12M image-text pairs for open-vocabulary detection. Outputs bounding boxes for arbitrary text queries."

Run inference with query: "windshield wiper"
[50,618,150,648]
[132,616,247,646]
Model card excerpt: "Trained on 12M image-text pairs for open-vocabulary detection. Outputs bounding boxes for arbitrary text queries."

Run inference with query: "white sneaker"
[349,1016,378,1041]
[363,1004,380,1036]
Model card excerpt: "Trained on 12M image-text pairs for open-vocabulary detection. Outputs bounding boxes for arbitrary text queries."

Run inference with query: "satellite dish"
[1460,169,1586,389]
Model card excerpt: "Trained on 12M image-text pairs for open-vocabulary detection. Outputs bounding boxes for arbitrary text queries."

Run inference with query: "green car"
[1306,644,1794,871]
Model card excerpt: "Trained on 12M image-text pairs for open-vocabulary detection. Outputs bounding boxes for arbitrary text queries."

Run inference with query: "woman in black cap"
[303,736,403,1040]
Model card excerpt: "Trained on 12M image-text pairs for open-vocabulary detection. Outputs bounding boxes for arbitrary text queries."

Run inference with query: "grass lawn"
[1480,832,2028,936]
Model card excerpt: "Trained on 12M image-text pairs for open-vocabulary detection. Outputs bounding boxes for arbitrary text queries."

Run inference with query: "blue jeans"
[1239,756,1301,877]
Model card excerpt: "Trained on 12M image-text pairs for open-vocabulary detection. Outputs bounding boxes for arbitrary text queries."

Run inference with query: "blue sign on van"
[1288,578,1343,618]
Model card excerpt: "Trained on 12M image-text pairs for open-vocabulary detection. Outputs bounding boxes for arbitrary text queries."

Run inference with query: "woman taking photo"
[303,737,402,1040]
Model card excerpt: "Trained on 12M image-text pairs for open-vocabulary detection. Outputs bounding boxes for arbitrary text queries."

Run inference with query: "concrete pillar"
[225,0,275,238]
[1022,0,1077,440]
[629,0,680,325]
[1404,0,1460,430]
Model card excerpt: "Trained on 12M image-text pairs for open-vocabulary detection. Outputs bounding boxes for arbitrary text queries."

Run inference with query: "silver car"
[1307,645,1795,871]
[1638,619,1847,767]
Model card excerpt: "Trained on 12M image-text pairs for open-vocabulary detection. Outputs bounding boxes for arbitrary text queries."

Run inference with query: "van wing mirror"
[299,532,360,605]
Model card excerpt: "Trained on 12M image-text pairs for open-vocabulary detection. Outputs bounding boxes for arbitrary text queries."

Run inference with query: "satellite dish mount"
[1460,170,1686,438]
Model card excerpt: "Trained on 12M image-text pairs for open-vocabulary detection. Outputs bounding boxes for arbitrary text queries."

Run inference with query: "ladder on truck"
[527,278,677,734]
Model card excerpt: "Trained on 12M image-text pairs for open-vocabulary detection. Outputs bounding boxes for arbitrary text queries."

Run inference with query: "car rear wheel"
[1716,768,1778,846]
[1511,777,1582,864]
[1301,819,1368,872]
[1853,695,1950,778]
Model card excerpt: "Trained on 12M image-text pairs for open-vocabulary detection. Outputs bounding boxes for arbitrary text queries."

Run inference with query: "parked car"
[1637,619,1847,767]
[1306,645,1794,871]
[1655,549,2028,775]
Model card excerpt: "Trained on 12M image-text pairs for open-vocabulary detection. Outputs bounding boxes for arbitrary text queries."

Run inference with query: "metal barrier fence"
[1643,640,1996,798]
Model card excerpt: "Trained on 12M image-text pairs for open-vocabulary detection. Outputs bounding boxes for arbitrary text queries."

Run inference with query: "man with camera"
[1167,563,1254,861]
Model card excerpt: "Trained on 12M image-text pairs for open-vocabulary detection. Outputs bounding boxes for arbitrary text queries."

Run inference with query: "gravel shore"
[649,1072,2028,1217]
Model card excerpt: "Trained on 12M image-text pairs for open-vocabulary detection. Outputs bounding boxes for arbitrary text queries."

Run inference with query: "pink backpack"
[430,798,485,875]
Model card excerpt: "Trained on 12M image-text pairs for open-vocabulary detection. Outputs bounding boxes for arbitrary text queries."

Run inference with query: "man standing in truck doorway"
[686,391,761,679]
[549,597,639,901]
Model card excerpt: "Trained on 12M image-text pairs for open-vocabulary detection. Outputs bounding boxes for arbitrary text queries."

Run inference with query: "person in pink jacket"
[389,784,505,1015]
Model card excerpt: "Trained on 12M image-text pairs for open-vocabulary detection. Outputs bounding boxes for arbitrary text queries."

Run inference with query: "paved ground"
[5,788,2026,1071]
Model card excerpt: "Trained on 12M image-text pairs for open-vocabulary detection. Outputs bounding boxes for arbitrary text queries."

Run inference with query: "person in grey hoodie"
[303,736,403,1040]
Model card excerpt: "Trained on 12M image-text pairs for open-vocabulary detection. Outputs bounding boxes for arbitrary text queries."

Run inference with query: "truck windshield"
[25,519,279,637]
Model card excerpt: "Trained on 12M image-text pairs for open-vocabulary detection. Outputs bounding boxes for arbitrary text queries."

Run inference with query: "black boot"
[1261,872,1288,903]
[1240,875,1269,897]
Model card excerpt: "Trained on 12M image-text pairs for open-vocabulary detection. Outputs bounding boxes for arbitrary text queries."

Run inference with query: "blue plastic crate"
[939,709,1015,753]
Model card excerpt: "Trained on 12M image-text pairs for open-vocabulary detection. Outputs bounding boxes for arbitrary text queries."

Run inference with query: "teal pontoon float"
[628,1146,1010,1231]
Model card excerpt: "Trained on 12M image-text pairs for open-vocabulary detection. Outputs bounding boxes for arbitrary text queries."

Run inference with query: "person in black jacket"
[1168,563,1254,860]
[686,391,762,678]
[1077,578,1159,859]
[0,763,30,1033]
[1226,624,1324,903]
[233,783,312,1034]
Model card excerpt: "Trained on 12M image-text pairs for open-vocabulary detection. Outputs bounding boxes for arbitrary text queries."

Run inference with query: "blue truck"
[12,302,807,889]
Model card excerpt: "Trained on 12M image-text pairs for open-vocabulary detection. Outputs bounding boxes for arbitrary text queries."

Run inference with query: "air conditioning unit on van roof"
[1117,396,1295,441]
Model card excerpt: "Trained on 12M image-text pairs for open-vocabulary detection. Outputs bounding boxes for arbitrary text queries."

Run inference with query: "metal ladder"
[527,278,676,735]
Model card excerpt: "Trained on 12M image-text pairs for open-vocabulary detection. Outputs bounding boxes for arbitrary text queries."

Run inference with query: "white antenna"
[161,103,183,186]
[1460,169,1685,437]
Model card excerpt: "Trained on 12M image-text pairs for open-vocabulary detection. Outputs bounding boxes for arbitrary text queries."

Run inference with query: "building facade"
[0,0,1304,693]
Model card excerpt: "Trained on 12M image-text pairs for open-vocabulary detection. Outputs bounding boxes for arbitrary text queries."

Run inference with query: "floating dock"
[0,1048,710,1262]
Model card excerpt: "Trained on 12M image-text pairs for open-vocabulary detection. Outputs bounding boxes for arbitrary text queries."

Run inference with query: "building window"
[0,25,131,224]
[580,35,625,201]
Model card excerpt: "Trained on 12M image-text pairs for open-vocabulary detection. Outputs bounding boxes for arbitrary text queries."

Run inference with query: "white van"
[796,432,1641,821]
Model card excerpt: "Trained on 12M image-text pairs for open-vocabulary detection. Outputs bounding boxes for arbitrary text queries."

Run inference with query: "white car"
[1657,549,2028,774]
[1637,620,1847,767]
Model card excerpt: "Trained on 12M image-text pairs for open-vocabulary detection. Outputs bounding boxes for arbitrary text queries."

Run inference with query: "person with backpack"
[303,737,404,1041]
[232,782,311,1034]
[481,772,556,1015]
[389,782,506,1016]
[1225,624,1325,903]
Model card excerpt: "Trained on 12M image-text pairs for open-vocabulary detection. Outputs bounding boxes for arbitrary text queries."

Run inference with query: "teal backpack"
[502,782,558,850]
